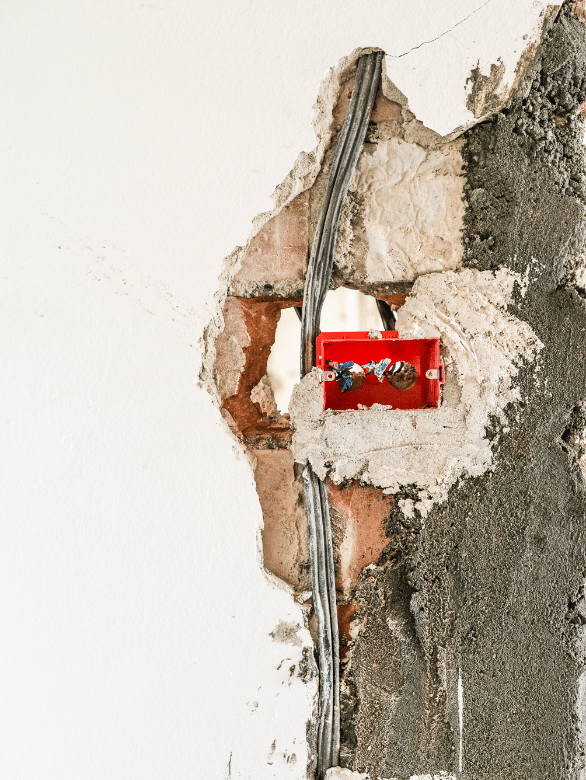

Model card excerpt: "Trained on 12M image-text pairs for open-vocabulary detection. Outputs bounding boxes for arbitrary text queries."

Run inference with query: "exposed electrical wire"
[376,298,397,331]
[300,50,383,779]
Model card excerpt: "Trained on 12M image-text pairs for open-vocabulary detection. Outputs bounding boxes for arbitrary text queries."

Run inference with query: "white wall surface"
[0,2,556,778]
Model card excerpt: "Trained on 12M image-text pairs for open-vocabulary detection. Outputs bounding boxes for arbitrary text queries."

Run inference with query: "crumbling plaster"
[338,137,466,285]
[201,3,581,777]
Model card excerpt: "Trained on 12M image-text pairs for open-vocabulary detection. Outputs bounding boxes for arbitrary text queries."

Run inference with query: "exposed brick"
[574,0,586,24]
[378,293,408,308]
[255,449,310,592]
[338,603,359,663]
[327,481,393,598]
[234,192,308,283]
[214,297,300,439]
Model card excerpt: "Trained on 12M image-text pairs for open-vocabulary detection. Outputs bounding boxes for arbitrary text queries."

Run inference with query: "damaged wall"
[291,268,543,508]
[4,1,585,780]
[208,2,586,779]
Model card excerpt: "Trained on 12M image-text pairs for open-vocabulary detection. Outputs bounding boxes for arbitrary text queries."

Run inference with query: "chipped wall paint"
[386,0,559,137]
[290,269,542,512]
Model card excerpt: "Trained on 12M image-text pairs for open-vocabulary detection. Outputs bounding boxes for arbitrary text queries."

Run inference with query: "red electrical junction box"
[316,331,444,413]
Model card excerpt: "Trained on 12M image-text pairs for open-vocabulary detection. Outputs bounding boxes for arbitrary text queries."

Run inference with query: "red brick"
[234,192,308,282]
[378,293,408,308]
[214,297,300,439]
[255,449,310,592]
[574,1,586,24]
[338,603,359,663]
[328,481,393,598]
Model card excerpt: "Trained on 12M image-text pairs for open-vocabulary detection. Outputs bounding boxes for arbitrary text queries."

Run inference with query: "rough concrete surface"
[338,5,586,779]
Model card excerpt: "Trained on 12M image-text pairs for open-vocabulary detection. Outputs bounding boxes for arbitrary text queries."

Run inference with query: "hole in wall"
[321,287,381,333]
[266,289,382,414]
[266,307,301,416]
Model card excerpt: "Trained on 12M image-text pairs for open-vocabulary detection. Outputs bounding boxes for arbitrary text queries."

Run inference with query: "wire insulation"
[300,51,383,778]
[376,298,397,331]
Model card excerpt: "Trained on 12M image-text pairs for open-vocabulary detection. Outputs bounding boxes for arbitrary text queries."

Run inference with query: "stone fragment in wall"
[214,297,250,401]
[232,191,308,286]
[289,268,542,513]
[339,137,465,284]
[250,374,280,419]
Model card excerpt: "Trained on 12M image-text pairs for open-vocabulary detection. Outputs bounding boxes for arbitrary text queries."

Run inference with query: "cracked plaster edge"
[462,3,561,125]
[388,0,499,60]
[198,49,367,404]
[198,47,382,420]
[386,2,561,142]
[197,22,552,574]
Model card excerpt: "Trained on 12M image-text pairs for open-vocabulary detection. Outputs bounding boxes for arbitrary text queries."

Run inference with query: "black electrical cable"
[376,298,397,331]
[299,50,383,779]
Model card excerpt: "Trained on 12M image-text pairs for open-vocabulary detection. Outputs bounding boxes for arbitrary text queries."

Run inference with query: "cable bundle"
[326,358,417,393]
[299,51,383,778]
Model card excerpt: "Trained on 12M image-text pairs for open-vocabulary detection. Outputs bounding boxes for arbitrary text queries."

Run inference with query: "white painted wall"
[0,2,556,778]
